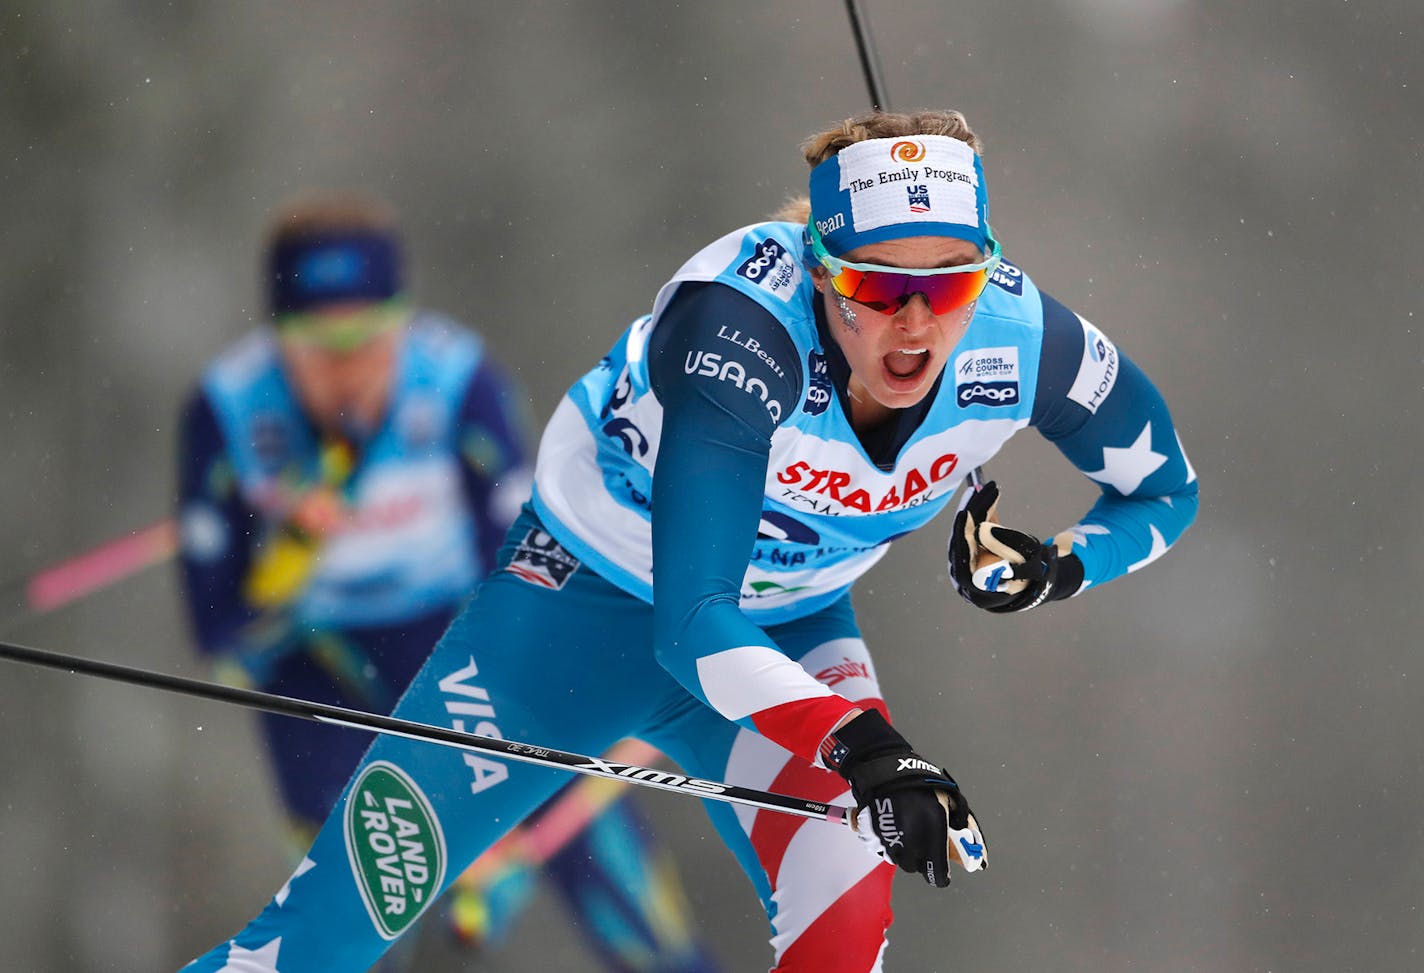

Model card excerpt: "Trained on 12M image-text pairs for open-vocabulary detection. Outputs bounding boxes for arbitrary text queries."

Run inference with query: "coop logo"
[958,382,1018,407]
[955,347,1020,408]
[736,238,801,299]
[345,761,447,940]
[803,350,832,416]
[989,259,1023,296]
[890,140,926,163]
[685,350,784,421]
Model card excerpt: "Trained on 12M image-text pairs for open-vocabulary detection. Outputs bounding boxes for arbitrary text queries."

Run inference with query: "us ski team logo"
[344,760,447,939]
[506,527,580,589]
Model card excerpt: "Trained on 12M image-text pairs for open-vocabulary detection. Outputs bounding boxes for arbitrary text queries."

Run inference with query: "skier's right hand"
[822,709,986,886]
[243,477,348,608]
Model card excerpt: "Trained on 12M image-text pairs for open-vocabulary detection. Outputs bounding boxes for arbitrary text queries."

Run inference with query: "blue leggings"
[184,514,894,972]
[250,611,715,971]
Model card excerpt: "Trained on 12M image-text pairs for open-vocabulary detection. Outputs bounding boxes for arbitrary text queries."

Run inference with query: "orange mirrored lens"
[830,266,989,315]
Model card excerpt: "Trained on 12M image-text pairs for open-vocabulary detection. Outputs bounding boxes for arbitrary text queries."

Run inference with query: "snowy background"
[1,2,1421,970]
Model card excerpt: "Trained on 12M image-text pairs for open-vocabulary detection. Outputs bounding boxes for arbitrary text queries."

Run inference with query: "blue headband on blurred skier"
[269,230,403,316]
[806,135,989,258]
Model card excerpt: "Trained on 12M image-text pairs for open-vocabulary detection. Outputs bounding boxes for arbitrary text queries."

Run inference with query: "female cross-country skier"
[183,109,1198,973]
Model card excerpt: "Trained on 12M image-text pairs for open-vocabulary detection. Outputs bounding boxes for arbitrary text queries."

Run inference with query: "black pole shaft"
[844,0,890,111]
[843,4,992,488]
[0,638,850,824]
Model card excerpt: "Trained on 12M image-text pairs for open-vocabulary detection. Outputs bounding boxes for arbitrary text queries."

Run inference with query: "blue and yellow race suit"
[178,311,716,972]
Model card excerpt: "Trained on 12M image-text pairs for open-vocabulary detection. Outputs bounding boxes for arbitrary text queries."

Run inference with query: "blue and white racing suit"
[183,222,1197,973]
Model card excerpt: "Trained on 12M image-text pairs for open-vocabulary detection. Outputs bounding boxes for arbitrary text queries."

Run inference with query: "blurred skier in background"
[175,190,718,972]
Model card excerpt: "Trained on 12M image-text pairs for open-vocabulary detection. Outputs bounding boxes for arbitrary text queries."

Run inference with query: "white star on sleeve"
[1069,523,1112,548]
[1084,422,1167,495]
[1176,430,1197,483]
[218,936,283,972]
[275,857,315,907]
[1127,525,1169,573]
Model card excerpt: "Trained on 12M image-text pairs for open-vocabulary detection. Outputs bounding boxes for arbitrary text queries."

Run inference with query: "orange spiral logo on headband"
[890,140,926,163]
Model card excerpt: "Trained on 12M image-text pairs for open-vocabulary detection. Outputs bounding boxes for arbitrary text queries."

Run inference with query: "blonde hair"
[772,110,982,223]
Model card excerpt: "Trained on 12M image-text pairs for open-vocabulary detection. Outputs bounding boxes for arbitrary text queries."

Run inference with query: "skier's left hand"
[948,480,1074,613]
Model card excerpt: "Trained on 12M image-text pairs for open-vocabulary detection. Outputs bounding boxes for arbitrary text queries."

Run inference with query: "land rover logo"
[344,761,447,939]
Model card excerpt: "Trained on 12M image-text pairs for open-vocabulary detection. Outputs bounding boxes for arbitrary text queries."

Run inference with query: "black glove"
[823,709,986,886]
[948,480,1080,613]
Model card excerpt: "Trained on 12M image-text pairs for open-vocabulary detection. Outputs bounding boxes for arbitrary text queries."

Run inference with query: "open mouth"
[883,347,931,382]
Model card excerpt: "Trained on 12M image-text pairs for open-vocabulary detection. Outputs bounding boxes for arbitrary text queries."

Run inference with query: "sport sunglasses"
[276,299,409,353]
[807,219,1003,316]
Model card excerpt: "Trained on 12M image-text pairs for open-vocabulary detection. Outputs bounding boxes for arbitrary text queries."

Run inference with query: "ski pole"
[842,1,989,493]
[453,738,665,893]
[0,519,177,631]
[0,638,853,826]
[844,0,890,111]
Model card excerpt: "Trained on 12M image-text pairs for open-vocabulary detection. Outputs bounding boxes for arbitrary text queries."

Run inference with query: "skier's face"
[278,302,405,435]
[812,235,982,413]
